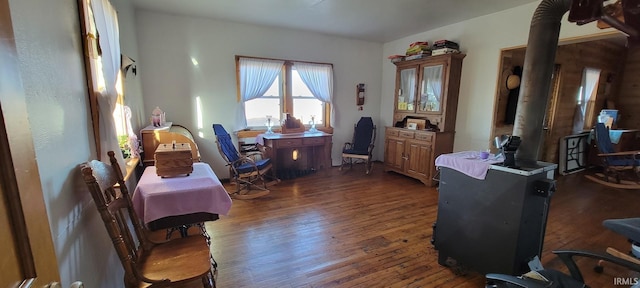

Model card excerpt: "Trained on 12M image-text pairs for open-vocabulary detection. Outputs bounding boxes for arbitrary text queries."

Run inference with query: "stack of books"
[405,41,431,60]
[432,40,460,56]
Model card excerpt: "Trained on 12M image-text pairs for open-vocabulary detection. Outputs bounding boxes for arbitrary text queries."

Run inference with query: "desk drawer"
[275,138,303,148]
[303,137,325,145]
[386,129,399,137]
[399,131,415,139]
[415,132,433,142]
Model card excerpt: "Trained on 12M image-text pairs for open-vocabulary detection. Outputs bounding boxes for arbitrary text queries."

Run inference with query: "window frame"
[235,55,333,136]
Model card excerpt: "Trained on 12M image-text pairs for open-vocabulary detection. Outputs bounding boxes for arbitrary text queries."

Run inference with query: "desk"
[257,132,332,178]
[132,163,232,231]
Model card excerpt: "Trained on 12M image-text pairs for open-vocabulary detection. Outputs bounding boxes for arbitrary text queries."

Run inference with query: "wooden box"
[154,143,193,177]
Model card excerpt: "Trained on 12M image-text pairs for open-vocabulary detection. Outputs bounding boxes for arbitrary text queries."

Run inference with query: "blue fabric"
[345,117,374,154]
[595,123,640,167]
[213,124,241,163]
[236,158,271,174]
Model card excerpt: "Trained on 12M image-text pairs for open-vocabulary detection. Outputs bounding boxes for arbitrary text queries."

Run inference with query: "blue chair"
[584,122,640,189]
[339,117,376,174]
[213,124,276,199]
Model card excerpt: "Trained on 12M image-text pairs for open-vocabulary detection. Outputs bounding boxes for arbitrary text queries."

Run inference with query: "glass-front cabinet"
[386,53,465,187]
[395,67,417,112]
[391,54,464,132]
[418,64,444,113]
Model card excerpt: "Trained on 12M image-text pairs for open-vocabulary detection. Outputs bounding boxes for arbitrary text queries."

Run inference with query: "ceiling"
[130,0,540,43]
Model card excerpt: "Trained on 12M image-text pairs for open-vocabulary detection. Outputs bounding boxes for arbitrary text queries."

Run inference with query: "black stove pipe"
[512,0,571,165]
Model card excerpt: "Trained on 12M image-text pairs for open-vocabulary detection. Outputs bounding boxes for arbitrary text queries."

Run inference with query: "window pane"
[245,76,281,127]
[292,69,313,97]
[293,98,324,125]
[292,69,324,125]
[246,98,281,127]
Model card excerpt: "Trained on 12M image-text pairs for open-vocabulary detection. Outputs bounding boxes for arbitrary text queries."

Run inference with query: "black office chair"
[486,218,640,288]
[213,124,277,199]
[339,117,376,174]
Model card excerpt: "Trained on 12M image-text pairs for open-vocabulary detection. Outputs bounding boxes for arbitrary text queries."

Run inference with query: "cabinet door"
[395,66,417,112]
[405,140,433,179]
[417,63,445,113]
[384,137,405,170]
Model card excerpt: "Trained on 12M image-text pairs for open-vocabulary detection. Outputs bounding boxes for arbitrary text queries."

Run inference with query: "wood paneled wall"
[616,46,640,128]
[492,39,628,163]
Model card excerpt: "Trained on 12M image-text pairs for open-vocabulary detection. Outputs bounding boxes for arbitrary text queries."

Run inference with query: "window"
[237,56,333,130]
[79,0,133,174]
[572,67,601,134]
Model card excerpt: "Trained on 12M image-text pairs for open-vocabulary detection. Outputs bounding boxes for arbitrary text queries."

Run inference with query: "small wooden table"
[132,163,232,236]
[257,132,332,178]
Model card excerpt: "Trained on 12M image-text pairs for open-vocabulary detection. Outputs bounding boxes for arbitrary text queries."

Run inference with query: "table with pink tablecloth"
[133,162,232,228]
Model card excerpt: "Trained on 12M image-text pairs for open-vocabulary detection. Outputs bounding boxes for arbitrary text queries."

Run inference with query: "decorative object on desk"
[308,115,319,132]
[265,115,274,134]
[80,151,216,288]
[150,106,165,127]
[281,114,306,134]
[340,117,376,175]
[154,142,194,177]
[213,124,279,199]
[406,118,426,130]
[584,123,640,189]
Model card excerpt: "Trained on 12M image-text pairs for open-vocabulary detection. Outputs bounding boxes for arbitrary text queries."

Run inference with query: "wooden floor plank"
[183,164,640,287]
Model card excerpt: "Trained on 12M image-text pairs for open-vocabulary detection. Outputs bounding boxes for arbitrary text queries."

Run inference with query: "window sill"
[237,126,334,138]
[123,156,139,182]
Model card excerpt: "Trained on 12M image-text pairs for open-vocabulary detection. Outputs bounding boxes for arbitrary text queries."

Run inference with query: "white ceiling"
[130,0,540,43]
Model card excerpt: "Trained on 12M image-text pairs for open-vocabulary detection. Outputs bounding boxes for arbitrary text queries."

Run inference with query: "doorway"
[490,34,629,165]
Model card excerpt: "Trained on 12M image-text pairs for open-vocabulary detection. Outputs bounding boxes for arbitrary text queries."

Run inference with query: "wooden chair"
[585,122,640,189]
[213,124,277,199]
[339,117,376,174]
[80,151,215,288]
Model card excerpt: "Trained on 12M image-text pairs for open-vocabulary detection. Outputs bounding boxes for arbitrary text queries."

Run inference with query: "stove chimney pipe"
[512,0,571,164]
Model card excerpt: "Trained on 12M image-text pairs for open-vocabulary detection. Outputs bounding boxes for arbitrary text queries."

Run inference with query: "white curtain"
[292,62,335,127]
[91,0,125,171]
[236,58,284,129]
[572,68,601,134]
[425,65,443,103]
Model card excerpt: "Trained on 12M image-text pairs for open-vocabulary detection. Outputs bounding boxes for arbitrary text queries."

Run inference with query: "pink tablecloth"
[132,162,232,225]
[435,151,504,180]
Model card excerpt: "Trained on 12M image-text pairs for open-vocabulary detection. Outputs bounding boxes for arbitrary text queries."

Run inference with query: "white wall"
[381,1,614,153]
[135,11,383,176]
[8,0,143,287]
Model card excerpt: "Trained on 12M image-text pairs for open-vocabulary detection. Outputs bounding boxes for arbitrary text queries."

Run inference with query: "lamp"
[292,149,299,161]
[121,54,136,77]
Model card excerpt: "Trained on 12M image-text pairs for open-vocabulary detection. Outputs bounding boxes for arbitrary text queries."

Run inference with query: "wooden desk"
[132,163,232,232]
[258,132,332,178]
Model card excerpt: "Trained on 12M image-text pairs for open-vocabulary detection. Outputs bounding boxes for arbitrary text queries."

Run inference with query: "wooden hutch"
[384,53,465,186]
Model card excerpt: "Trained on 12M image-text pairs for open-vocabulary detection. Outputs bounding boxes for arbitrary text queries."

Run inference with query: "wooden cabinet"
[384,127,454,186]
[385,53,464,186]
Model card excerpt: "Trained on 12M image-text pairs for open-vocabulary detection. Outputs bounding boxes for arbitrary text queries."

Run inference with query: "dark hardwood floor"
[199,163,640,287]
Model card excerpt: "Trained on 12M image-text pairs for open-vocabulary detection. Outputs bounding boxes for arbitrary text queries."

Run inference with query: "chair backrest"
[595,122,616,154]
[213,124,241,164]
[351,117,376,152]
[80,151,147,285]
